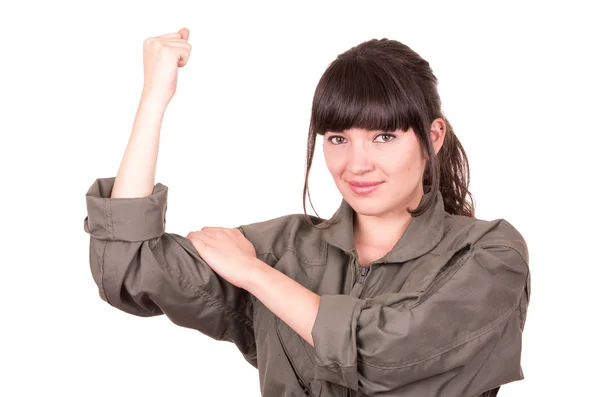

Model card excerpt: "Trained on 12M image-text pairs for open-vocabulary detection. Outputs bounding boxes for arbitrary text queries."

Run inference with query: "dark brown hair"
[302,38,475,228]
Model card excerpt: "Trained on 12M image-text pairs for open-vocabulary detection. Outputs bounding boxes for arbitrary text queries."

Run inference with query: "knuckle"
[158,44,171,54]
[144,37,157,48]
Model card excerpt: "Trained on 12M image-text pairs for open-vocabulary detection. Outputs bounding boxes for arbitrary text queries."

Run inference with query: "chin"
[346,196,389,216]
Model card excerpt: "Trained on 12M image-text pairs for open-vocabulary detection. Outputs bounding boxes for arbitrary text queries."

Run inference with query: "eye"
[327,135,347,145]
[375,133,397,143]
[326,132,397,145]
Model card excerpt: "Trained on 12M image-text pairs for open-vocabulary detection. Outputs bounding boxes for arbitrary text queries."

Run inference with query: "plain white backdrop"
[1,1,598,396]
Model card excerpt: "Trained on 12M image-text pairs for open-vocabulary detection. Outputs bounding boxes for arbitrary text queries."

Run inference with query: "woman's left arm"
[189,223,531,396]
[299,242,530,396]
[186,226,321,346]
[245,258,321,346]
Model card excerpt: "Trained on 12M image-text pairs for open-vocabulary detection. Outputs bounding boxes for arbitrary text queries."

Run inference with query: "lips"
[348,181,383,195]
[348,181,383,187]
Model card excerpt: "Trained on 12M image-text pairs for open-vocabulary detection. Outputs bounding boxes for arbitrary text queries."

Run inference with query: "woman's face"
[323,121,444,217]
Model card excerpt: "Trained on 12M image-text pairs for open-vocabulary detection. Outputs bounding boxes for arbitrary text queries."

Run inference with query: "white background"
[1,1,598,396]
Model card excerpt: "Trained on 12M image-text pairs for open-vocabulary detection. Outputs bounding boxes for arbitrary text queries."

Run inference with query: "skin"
[186,118,446,346]
[324,118,446,266]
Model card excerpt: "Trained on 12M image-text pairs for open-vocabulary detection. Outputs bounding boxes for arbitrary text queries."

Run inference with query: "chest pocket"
[368,243,473,310]
[275,316,322,397]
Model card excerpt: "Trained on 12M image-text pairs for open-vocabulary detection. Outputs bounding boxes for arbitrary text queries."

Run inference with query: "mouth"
[348,181,383,187]
[348,181,383,195]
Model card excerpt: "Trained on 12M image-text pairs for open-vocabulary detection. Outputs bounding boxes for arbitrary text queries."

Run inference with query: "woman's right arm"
[84,28,257,367]
[109,94,166,198]
[111,27,191,199]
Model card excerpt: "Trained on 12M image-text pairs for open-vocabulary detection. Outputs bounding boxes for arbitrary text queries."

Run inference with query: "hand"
[186,227,260,289]
[141,27,192,106]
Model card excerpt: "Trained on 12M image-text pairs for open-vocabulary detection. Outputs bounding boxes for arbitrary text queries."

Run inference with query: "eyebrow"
[325,130,374,134]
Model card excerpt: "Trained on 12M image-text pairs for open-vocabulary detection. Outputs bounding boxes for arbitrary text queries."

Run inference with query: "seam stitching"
[476,243,528,266]
[105,198,114,240]
[320,299,518,370]
[317,244,526,370]
[285,246,325,265]
[163,233,254,330]
[99,239,109,305]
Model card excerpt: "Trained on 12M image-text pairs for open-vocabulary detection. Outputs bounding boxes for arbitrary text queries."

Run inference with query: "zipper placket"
[347,252,386,397]
[350,249,383,299]
[358,265,369,283]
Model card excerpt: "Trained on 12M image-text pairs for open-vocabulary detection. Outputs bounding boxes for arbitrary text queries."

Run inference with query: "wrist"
[245,258,271,294]
[140,89,170,110]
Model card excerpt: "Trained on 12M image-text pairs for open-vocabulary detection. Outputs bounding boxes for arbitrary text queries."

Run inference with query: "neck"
[352,184,425,250]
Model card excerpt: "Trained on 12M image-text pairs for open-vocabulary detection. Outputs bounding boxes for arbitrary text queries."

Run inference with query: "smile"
[349,182,383,195]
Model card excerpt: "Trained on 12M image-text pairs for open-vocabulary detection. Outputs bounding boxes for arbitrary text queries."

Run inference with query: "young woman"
[84,27,531,397]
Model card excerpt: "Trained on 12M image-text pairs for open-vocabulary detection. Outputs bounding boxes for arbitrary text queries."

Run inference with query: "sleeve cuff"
[311,294,364,390]
[83,177,168,241]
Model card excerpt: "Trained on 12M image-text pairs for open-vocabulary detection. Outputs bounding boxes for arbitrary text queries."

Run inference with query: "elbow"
[88,237,163,317]
[354,313,524,395]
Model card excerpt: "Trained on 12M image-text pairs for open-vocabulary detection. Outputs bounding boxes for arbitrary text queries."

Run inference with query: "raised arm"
[110,27,191,199]
[83,28,258,367]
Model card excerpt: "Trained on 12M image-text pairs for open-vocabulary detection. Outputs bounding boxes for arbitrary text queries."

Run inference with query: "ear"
[429,118,446,157]
[422,118,446,161]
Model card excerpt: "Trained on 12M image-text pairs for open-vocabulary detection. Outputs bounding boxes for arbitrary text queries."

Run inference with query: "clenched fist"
[141,27,192,106]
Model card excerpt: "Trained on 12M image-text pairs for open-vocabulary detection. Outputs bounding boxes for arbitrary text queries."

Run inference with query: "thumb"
[179,27,190,41]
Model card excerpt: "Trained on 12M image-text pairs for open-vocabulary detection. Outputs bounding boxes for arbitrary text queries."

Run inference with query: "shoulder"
[237,213,326,263]
[443,214,529,265]
[439,214,531,311]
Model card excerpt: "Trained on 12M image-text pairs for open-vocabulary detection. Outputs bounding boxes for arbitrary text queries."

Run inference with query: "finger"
[179,27,190,41]
[178,48,191,67]
[199,228,232,242]
[161,39,192,47]
[188,230,209,243]
[195,231,218,242]
[187,230,210,238]
[190,235,208,251]
[200,226,226,233]
[157,31,184,39]
[161,45,191,67]
[195,234,219,249]
[161,41,192,50]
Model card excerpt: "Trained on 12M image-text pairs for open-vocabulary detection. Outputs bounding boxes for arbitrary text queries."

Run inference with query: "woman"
[84,27,531,397]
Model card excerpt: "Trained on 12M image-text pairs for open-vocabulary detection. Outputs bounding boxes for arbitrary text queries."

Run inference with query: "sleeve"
[83,177,257,367]
[310,241,530,395]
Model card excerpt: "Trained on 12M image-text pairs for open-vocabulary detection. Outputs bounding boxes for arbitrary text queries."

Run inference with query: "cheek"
[382,150,424,178]
[382,152,413,173]
[323,149,343,174]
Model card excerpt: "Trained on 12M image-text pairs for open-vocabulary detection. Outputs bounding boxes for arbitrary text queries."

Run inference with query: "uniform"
[83,176,531,397]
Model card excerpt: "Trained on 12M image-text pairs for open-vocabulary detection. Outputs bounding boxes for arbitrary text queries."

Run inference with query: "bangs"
[310,57,424,135]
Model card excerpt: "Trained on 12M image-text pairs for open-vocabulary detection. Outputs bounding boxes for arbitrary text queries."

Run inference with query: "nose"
[346,142,375,175]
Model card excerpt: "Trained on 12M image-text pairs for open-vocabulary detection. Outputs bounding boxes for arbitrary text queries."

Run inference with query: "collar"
[322,187,446,264]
